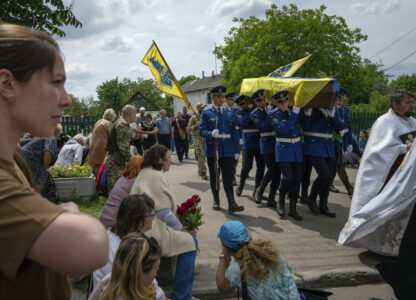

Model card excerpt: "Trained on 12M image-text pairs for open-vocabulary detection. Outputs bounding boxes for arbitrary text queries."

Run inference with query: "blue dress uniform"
[235,91,265,198]
[200,86,244,213]
[225,92,240,187]
[302,107,345,218]
[330,95,354,195]
[269,90,303,221]
[250,102,281,207]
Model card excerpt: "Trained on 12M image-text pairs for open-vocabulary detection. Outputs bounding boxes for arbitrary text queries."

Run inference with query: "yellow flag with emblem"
[142,41,194,112]
[268,54,312,78]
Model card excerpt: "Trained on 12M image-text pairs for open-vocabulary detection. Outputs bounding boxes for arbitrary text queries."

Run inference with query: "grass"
[77,193,107,219]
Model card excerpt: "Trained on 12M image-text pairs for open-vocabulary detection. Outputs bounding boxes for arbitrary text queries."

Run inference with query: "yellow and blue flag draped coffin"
[239,76,339,108]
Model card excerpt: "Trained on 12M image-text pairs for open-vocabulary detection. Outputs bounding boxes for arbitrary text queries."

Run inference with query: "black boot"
[226,192,244,214]
[307,194,320,215]
[277,193,286,218]
[255,180,268,204]
[212,189,220,211]
[288,197,303,221]
[319,197,336,218]
[329,184,339,193]
[300,186,308,204]
[233,176,237,186]
[266,188,277,209]
[252,184,259,198]
[236,177,246,196]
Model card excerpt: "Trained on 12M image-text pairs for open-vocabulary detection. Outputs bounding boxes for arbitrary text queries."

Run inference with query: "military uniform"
[303,107,345,218]
[250,94,280,207]
[104,117,132,192]
[200,86,244,213]
[235,94,265,197]
[269,90,303,220]
[330,89,354,196]
[188,104,207,179]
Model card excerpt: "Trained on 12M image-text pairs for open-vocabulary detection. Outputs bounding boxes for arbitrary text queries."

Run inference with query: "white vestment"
[339,109,416,255]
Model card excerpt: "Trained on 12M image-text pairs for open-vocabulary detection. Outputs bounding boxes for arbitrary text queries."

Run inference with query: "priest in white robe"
[339,90,416,256]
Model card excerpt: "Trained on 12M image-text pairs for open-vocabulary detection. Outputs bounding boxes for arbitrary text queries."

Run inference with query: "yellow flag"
[268,54,312,78]
[141,41,194,112]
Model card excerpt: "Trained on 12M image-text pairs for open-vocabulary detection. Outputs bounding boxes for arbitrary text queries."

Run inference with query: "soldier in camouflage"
[104,105,137,192]
[188,102,208,180]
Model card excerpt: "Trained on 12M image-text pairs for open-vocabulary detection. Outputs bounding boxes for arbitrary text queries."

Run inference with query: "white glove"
[340,129,346,137]
[304,108,312,116]
[212,129,219,138]
[292,106,300,114]
[328,107,336,118]
[318,108,328,117]
[234,153,240,160]
[346,145,353,153]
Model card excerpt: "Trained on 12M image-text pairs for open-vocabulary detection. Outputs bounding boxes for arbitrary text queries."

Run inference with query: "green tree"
[349,91,390,113]
[214,4,386,104]
[390,74,416,94]
[95,77,129,116]
[0,0,82,37]
[63,94,88,117]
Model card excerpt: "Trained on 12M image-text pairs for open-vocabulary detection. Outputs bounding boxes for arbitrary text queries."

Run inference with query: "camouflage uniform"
[104,117,132,191]
[188,113,207,176]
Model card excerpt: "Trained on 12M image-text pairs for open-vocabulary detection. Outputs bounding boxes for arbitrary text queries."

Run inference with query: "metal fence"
[60,112,383,138]
[350,112,382,138]
[61,116,100,136]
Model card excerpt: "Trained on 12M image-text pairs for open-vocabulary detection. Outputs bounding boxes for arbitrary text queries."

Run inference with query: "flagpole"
[152,40,195,113]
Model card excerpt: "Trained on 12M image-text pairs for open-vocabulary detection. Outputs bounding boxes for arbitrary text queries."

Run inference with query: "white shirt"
[54,139,83,167]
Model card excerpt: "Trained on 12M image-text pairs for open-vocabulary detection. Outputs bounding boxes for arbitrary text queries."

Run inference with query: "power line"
[385,48,416,71]
[370,25,416,59]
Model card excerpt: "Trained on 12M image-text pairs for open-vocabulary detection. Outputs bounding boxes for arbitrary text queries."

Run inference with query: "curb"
[189,266,383,300]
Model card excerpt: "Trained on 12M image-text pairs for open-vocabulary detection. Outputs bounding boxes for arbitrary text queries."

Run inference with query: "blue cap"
[339,87,347,96]
[271,90,289,102]
[225,92,236,99]
[250,89,265,102]
[234,95,247,105]
[210,86,226,94]
[217,221,250,250]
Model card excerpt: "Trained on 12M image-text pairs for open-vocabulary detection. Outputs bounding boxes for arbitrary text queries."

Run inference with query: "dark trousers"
[301,155,313,189]
[331,145,348,183]
[158,134,171,149]
[184,135,189,157]
[132,139,143,155]
[240,148,265,187]
[207,157,234,195]
[308,156,333,200]
[175,138,186,161]
[279,161,302,198]
[264,153,280,191]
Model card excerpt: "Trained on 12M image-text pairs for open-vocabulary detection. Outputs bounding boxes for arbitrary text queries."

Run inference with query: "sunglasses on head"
[136,231,158,264]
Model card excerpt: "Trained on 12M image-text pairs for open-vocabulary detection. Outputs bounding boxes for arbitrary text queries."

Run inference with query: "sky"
[58,0,416,99]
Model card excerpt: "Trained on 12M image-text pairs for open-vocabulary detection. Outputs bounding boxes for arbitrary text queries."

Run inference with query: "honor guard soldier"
[225,92,239,186]
[200,86,244,213]
[330,87,354,195]
[269,91,303,220]
[303,104,345,218]
[250,89,280,208]
[235,91,265,198]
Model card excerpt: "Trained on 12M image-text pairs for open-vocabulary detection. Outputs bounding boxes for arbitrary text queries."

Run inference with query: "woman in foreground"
[0,24,108,299]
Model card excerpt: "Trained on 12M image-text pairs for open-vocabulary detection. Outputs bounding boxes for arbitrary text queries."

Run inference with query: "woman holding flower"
[130,144,198,300]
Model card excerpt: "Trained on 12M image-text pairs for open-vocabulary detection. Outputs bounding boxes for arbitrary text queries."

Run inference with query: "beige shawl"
[130,167,195,256]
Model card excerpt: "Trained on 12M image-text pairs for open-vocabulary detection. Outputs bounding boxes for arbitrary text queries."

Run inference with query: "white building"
[173,72,221,114]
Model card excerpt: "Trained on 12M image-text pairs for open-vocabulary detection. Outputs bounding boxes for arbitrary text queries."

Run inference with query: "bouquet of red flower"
[176,194,204,231]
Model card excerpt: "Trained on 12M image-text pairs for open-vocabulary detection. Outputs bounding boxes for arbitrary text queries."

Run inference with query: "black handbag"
[43,175,58,203]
